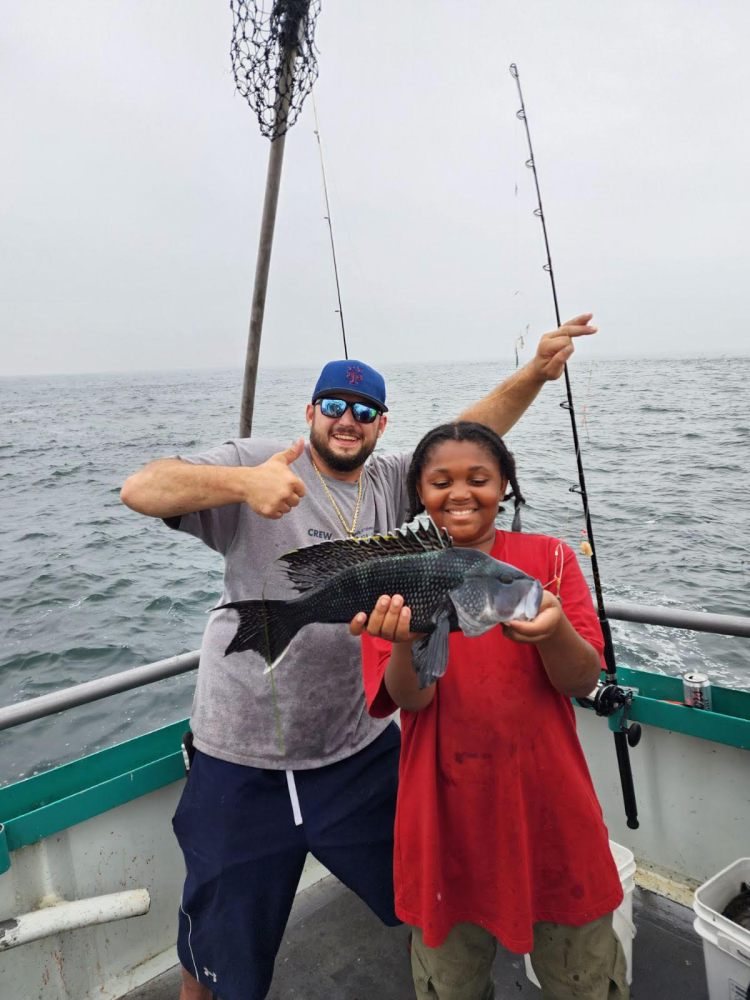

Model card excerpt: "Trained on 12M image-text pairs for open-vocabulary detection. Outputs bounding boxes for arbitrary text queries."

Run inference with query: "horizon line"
[3,351,750,380]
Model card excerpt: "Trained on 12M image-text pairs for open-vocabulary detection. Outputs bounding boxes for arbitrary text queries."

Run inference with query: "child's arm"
[503,590,601,698]
[350,595,436,712]
[458,314,597,434]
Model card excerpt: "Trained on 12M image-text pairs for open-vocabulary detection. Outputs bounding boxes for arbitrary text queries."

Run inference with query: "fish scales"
[295,549,476,632]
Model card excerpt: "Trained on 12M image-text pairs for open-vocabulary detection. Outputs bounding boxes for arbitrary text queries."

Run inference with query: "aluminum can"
[682,672,712,711]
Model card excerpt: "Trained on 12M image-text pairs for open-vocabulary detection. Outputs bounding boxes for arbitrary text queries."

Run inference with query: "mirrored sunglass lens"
[352,403,378,423]
[320,399,347,417]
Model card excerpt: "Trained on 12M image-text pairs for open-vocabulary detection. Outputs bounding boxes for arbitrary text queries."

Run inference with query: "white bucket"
[693,857,750,1000]
[524,840,636,988]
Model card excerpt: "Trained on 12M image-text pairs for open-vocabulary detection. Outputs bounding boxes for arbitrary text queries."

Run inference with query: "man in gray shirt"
[120,314,596,1000]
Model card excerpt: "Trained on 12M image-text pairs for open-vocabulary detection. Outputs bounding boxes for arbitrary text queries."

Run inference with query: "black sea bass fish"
[219,519,543,687]
[722,882,750,931]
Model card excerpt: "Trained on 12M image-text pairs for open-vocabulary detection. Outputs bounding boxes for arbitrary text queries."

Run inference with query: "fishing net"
[230,0,322,139]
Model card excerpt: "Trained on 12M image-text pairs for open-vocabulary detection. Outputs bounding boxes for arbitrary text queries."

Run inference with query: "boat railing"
[604,601,749,638]
[0,651,199,732]
[0,601,748,732]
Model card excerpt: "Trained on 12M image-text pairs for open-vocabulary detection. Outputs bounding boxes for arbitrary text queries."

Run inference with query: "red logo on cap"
[346,365,364,386]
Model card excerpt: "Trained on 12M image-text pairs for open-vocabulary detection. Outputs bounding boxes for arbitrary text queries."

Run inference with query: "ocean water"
[1,358,748,784]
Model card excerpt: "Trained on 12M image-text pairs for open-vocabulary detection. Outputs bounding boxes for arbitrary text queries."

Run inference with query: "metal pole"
[238,39,301,438]
[0,890,151,951]
[605,601,750,638]
[239,132,289,437]
[0,650,199,732]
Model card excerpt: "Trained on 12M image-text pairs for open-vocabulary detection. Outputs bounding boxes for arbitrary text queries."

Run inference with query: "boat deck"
[127,875,709,999]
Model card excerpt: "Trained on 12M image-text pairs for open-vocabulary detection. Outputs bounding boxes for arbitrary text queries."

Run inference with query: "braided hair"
[406,421,526,531]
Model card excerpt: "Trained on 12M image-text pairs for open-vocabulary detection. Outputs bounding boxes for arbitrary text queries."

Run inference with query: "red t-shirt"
[361,530,623,953]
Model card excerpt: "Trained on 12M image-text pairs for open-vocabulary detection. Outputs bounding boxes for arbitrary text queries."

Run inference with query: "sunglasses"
[317,398,381,424]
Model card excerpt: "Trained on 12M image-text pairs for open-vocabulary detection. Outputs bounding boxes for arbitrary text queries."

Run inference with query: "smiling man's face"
[306,393,387,476]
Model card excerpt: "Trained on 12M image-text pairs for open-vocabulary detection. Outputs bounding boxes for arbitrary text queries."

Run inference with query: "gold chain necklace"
[311,459,364,537]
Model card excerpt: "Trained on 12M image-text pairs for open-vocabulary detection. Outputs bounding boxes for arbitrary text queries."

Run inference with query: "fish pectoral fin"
[412,604,452,689]
[448,583,495,637]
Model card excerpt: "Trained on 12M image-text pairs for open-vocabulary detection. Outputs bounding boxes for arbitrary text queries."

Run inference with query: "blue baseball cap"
[311,360,388,412]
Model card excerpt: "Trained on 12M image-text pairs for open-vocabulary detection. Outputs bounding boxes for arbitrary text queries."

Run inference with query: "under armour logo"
[203,967,218,983]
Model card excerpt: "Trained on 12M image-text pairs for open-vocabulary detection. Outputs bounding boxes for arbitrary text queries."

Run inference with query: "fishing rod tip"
[509,63,518,77]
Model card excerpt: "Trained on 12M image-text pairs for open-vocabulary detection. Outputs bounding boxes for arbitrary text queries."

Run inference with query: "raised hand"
[531,313,598,381]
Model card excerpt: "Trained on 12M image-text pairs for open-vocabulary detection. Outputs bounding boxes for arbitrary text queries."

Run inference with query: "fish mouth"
[513,579,543,620]
[485,577,543,623]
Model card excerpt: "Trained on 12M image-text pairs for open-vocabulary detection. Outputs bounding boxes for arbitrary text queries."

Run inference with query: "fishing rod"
[312,92,349,359]
[510,63,640,829]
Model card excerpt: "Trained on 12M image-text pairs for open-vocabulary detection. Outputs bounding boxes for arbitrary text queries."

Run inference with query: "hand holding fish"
[501,589,562,644]
[246,439,307,519]
[351,595,437,712]
[349,594,425,644]
[530,313,597,381]
[503,590,603,698]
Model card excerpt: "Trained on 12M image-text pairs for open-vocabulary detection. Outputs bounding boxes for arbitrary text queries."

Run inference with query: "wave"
[2,359,748,779]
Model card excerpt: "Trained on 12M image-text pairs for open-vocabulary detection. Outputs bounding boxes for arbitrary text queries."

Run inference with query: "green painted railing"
[0,719,189,873]
[604,667,750,750]
[1,667,749,872]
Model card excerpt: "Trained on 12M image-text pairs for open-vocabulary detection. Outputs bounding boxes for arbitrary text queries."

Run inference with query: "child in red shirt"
[351,422,628,1000]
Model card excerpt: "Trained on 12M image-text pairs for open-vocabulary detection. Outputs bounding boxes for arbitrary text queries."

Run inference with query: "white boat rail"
[0,889,151,951]
[0,650,199,731]
[0,601,748,732]
[605,601,750,638]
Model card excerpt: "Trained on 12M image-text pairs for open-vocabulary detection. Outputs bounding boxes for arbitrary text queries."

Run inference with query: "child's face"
[418,439,507,550]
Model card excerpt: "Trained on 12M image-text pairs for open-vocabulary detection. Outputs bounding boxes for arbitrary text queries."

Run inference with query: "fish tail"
[219,599,304,665]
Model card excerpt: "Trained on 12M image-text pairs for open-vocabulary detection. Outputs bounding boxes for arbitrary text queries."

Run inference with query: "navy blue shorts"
[173,722,401,1000]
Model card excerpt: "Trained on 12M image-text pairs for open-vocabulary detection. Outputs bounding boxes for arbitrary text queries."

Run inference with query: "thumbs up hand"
[245,438,307,519]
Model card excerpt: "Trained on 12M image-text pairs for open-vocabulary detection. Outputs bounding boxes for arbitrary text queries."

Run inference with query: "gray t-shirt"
[170,438,412,769]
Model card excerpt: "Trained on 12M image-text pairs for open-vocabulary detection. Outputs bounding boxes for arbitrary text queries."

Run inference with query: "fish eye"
[499,573,514,585]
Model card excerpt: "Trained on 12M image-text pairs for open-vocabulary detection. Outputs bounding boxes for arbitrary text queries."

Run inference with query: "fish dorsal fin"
[278,517,451,594]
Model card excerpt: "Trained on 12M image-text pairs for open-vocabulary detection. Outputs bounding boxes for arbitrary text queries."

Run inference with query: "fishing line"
[580,362,594,445]
[556,363,596,551]
[260,568,287,756]
[510,63,641,828]
[514,325,528,370]
[311,92,349,359]
[510,129,532,369]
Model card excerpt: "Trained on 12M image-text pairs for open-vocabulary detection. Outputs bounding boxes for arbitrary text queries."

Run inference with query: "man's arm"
[458,313,597,435]
[120,439,306,520]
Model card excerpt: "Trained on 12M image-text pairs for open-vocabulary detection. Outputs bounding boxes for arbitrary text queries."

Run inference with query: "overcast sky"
[2,1,749,376]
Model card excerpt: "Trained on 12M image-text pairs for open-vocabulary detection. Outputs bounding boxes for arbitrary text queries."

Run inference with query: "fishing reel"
[576,683,642,748]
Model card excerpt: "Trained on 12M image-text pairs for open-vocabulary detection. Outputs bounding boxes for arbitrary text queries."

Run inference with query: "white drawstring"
[285,770,303,826]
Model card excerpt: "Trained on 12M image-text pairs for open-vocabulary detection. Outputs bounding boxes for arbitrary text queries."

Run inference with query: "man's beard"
[309,424,376,473]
